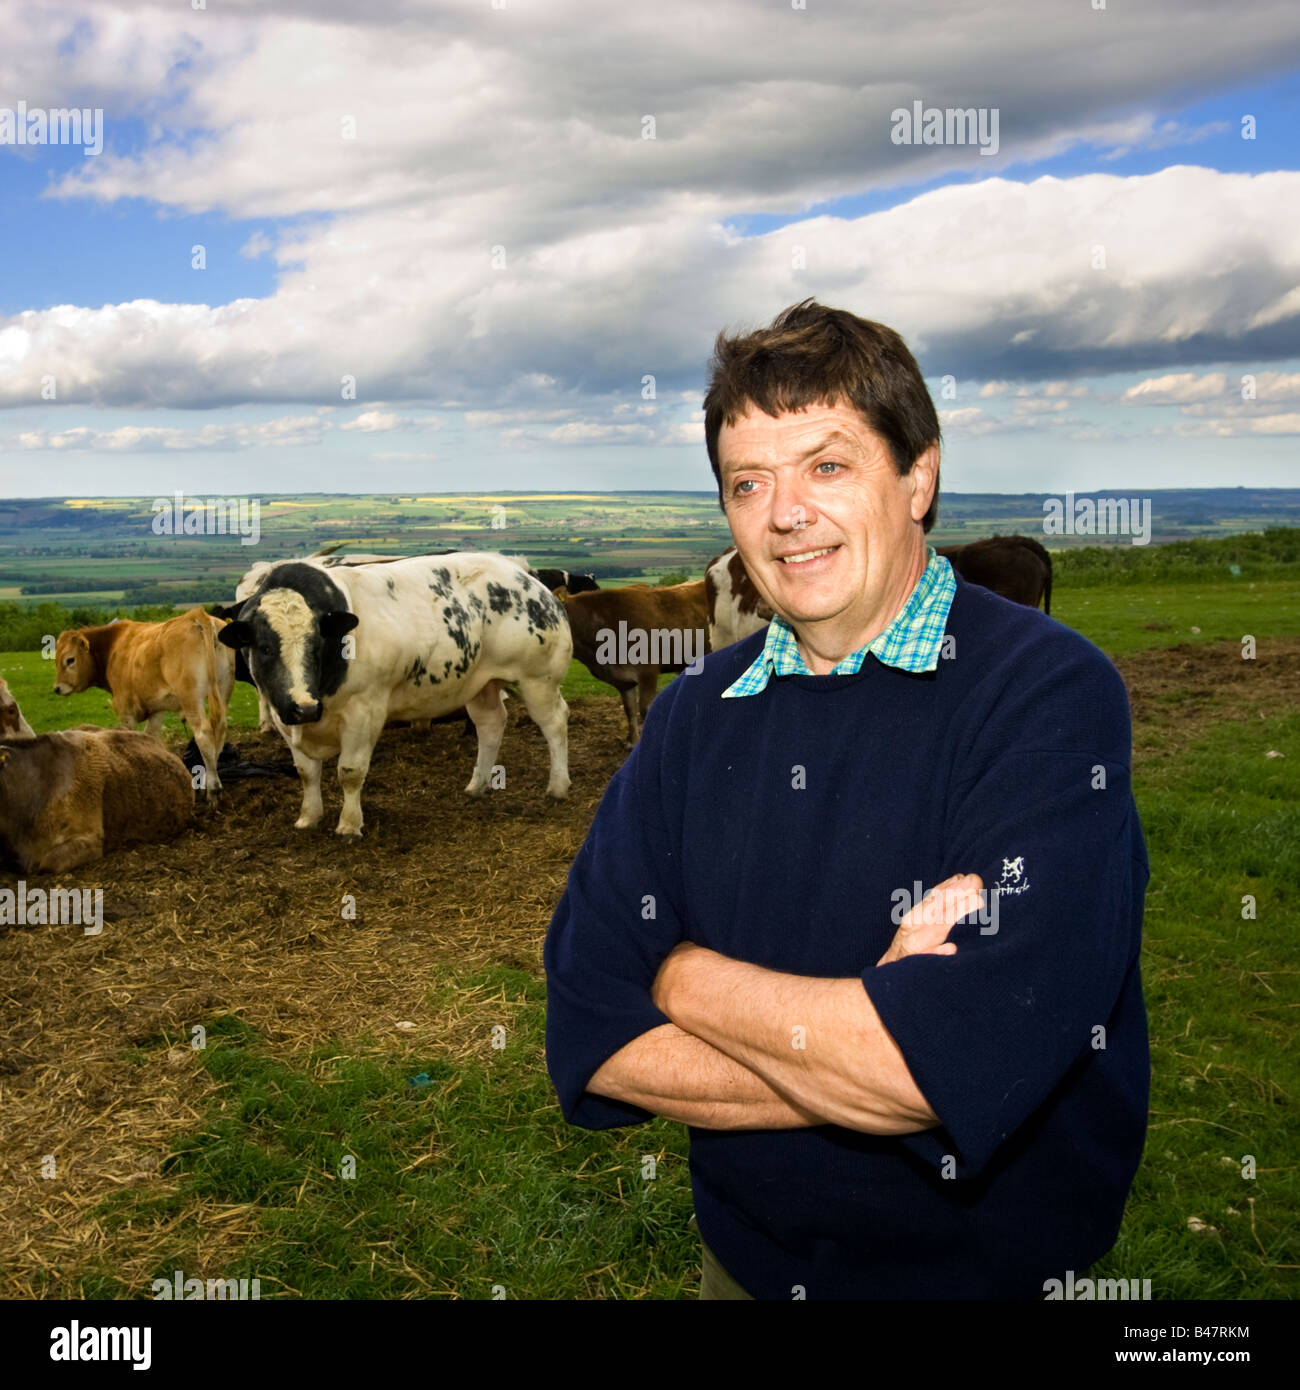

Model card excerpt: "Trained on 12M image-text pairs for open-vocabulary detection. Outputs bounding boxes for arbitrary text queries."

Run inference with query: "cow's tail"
[194,610,227,734]
[1005,535,1053,614]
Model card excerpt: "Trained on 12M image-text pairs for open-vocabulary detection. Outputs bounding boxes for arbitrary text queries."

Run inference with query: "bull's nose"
[281,703,322,725]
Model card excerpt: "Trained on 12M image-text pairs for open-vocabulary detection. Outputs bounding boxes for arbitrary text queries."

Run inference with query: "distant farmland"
[0,488,1296,608]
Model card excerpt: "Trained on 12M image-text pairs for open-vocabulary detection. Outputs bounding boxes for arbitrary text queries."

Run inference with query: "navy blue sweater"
[544,576,1149,1299]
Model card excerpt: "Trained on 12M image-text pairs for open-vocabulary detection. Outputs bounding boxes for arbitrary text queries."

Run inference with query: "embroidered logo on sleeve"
[997,856,1031,896]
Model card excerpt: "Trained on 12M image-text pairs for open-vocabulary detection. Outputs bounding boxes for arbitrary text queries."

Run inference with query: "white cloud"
[1122,371,1229,404]
[240,231,273,260]
[0,415,326,451]
[3,168,1298,415]
[1173,413,1300,437]
[1123,369,1300,408]
[339,409,436,433]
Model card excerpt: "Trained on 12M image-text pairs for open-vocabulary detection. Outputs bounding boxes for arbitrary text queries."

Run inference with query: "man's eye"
[733,479,756,495]
[816,460,841,473]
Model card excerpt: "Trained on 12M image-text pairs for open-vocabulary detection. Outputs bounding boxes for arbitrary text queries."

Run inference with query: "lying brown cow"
[0,728,194,873]
[936,535,1053,612]
[0,676,34,737]
[53,609,235,798]
[562,580,709,744]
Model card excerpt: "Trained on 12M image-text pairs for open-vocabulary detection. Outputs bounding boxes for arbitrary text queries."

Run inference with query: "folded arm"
[588,876,980,1133]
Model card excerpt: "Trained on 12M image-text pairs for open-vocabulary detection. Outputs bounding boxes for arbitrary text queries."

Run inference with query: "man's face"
[717,400,937,647]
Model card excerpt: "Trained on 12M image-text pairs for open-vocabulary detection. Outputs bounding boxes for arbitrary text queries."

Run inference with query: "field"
[1,490,1297,609]
[0,550,1296,1300]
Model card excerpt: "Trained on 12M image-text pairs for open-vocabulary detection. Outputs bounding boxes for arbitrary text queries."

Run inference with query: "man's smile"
[775,543,842,568]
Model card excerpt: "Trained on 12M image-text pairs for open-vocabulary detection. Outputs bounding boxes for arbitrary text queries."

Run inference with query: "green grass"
[0,649,262,737]
[1090,710,1299,1299]
[1049,578,1298,656]
[5,575,1296,738]
[78,977,695,1300]
[0,650,664,736]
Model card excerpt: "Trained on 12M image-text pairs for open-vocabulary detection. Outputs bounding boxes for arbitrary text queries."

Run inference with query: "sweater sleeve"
[861,636,1148,1176]
[543,684,689,1129]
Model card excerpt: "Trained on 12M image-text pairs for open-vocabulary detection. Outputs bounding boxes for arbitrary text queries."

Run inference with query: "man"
[544,299,1149,1300]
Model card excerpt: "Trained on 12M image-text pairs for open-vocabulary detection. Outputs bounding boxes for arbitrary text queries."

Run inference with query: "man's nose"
[769,481,813,533]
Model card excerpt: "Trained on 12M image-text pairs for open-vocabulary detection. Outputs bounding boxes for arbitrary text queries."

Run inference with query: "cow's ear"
[322,611,359,638]
[218,621,254,649]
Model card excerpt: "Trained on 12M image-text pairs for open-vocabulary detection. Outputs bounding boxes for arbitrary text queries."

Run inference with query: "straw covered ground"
[0,637,1296,1297]
[0,697,635,1294]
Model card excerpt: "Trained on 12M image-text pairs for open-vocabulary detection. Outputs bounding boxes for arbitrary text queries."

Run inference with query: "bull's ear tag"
[0,748,9,766]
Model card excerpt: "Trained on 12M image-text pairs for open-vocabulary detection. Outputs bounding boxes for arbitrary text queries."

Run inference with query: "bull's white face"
[222,578,359,727]
[250,589,327,725]
[52,632,94,695]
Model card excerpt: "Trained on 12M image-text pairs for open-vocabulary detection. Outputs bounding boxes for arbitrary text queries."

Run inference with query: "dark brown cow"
[0,728,194,873]
[561,581,709,744]
[936,535,1052,612]
[705,547,775,651]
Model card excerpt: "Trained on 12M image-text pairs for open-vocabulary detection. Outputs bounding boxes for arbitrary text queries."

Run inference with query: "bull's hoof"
[294,817,323,830]
[464,782,487,798]
[335,829,363,841]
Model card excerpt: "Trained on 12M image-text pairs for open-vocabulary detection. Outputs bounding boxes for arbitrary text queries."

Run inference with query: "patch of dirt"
[0,699,636,1294]
[1113,637,1300,756]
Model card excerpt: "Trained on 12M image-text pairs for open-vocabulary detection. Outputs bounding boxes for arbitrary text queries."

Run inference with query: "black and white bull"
[218,554,572,837]
[532,568,599,595]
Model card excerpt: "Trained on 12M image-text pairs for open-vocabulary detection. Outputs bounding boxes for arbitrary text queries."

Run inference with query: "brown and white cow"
[52,609,235,798]
[0,728,194,873]
[0,676,34,737]
[705,535,1053,654]
[705,547,775,652]
[561,580,709,745]
[936,535,1053,612]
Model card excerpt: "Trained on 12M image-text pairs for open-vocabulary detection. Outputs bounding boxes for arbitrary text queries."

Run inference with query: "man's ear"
[908,443,940,523]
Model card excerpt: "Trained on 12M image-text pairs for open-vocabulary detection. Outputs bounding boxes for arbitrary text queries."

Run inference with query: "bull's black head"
[218,563,358,726]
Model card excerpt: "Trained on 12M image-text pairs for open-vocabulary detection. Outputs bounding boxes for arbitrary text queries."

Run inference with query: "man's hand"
[876,873,983,966]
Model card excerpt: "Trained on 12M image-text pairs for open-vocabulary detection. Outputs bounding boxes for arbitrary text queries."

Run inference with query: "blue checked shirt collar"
[721,546,956,698]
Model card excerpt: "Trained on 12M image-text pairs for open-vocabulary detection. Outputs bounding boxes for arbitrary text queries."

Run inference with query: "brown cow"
[0,676,34,737]
[705,547,775,651]
[52,609,235,798]
[562,580,709,744]
[936,535,1053,612]
[0,728,194,873]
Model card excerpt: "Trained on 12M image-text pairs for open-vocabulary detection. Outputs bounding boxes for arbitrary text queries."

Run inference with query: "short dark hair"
[702,299,941,531]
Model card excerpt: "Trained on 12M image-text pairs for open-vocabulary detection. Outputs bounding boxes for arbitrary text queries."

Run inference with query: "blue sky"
[1,1,1298,498]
